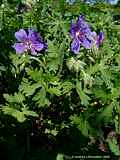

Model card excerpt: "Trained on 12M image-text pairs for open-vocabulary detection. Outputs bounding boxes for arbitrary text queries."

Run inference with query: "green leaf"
[56,153,64,160]
[0,65,6,71]
[33,87,50,107]
[86,64,100,75]
[47,40,60,58]
[93,87,110,102]
[3,93,25,104]
[114,115,120,134]
[47,75,60,85]
[82,71,93,88]
[70,115,91,137]
[100,69,113,89]
[22,108,38,117]
[62,81,73,94]
[111,87,120,100]
[107,137,120,156]
[3,106,38,122]
[10,54,30,72]
[97,102,114,123]
[20,82,40,96]
[28,69,43,82]
[2,107,26,123]
[47,40,64,72]
[47,86,61,96]
[76,81,90,106]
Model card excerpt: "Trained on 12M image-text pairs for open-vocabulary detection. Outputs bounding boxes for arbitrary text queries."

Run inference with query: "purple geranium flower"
[91,31,104,48]
[96,31,104,48]
[70,15,104,54]
[13,28,47,55]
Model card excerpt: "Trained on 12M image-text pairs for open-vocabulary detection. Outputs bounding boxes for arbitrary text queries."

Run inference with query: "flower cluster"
[13,15,104,55]
[13,28,47,55]
[70,15,104,54]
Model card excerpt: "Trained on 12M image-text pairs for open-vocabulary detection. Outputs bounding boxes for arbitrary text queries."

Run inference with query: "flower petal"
[77,15,85,25]
[87,31,97,41]
[96,31,104,47]
[77,15,91,33]
[70,22,79,38]
[28,28,41,42]
[71,38,80,54]
[91,31,97,37]
[15,29,28,42]
[13,43,27,54]
[30,48,37,55]
[33,43,44,51]
[81,38,92,49]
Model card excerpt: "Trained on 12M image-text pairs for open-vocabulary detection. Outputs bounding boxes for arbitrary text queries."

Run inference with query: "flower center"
[25,40,32,49]
[76,31,84,39]
[76,31,80,37]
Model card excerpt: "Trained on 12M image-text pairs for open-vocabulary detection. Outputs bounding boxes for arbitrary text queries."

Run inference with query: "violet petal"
[32,43,44,52]
[70,22,79,38]
[15,29,28,42]
[71,38,80,54]
[30,47,37,55]
[81,38,92,49]
[28,28,41,42]
[96,31,104,47]
[13,43,27,54]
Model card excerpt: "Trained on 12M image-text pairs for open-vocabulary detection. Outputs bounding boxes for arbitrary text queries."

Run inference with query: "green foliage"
[2,92,38,122]
[70,115,92,137]
[107,136,120,156]
[32,87,50,107]
[2,106,38,122]
[97,103,114,123]
[61,81,73,94]
[47,40,65,72]
[76,81,90,106]
[2,107,27,122]
[3,92,25,104]
[56,153,64,160]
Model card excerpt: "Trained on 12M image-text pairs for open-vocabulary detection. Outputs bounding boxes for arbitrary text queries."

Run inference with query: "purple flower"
[96,32,104,48]
[70,15,104,54]
[70,15,93,54]
[91,31,104,48]
[13,28,47,55]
